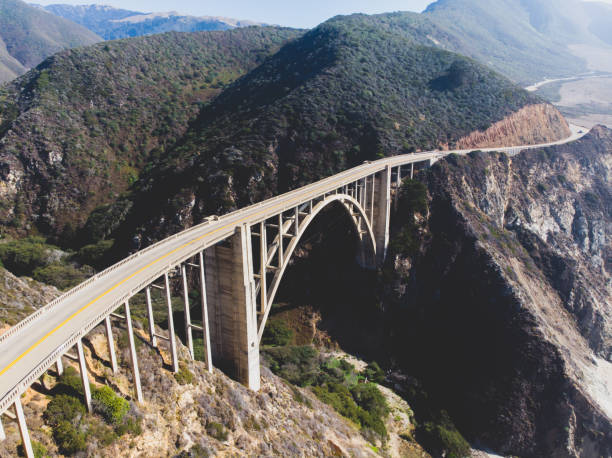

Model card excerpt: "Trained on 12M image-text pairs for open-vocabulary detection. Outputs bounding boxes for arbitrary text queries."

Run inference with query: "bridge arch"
[257,193,376,341]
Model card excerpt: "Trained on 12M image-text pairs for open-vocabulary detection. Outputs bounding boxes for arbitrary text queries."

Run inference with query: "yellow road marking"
[0,163,387,378]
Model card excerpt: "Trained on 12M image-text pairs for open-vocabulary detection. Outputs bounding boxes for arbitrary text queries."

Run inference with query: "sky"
[31,0,435,28]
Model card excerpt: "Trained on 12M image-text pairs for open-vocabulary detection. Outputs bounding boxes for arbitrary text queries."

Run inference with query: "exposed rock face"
[455,103,571,149]
[387,126,611,457]
[0,266,59,332]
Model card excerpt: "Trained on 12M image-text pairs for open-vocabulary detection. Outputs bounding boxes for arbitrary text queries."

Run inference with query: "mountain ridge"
[0,0,101,83]
[38,3,266,40]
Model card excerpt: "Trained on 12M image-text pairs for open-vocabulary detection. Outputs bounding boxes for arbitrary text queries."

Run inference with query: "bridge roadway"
[0,125,588,414]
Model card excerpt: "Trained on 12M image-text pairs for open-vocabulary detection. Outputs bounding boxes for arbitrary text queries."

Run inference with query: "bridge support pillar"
[104,316,118,374]
[124,301,143,403]
[181,265,194,359]
[55,357,64,376]
[76,338,93,413]
[14,398,33,458]
[372,165,391,267]
[145,287,157,348]
[204,225,260,391]
[0,416,5,441]
[198,252,213,373]
[164,272,179,373]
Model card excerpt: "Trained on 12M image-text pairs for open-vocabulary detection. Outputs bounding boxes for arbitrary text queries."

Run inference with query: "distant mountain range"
[37,3,265,40]
[420,0,612,83]
[0,0,608,86]
[0,0,100,83]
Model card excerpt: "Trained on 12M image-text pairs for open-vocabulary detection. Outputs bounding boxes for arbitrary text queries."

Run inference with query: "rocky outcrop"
[0,266,59,332]
[386,126,611,457]
[454,103,571,149]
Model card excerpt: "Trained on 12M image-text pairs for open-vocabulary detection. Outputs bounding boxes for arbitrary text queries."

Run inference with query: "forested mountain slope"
[0,27,300,240]
[109,13,568,249]
[0,0,100,83]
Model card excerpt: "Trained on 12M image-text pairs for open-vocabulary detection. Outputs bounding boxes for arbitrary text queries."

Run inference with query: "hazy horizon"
[31,0,435,28]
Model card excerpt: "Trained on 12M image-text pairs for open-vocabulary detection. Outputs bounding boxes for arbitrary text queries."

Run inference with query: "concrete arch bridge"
[0,129,588,456]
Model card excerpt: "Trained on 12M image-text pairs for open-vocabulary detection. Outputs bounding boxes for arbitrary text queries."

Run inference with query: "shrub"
[364,361,385,384]
[174,364,195,385]
[53,420,87,455]
[92,385,129,425]
[0,237,52,276]
[313,383,363,424]
[262,346,319,386]
[53,366,84,397]
[32,263,86,290]
[44,394,86,427]
[417,421,471,458]
[262,319,294,346]
[17,439,47,458]
[77,239,115,269]
[206,421,228,441]
[114,415,142,436]
[351,383,389,420]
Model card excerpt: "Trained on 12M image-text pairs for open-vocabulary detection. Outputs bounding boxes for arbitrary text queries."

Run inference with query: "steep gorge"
[382,126,612,456]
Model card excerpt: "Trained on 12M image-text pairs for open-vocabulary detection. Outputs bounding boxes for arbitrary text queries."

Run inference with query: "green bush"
[114,415,143,436]
[418,421,471,458]
[313,381,389,440]
[53,420,87,455]
[262,319,294,346]
[44,394,86,427]
[351,383,389,420]
[262,345,319,386]
[92,385,129,425]
[206,421,228,441]
[174,363,195,385]
[364,362,385,384]
[0,237,53,276]
[313,383,363,423]
[17,439,47,458]
[45,368,141,452]
[77,239,115,269]
[43,393,88,454]
[53,366,84,397]
[32,263,86,290]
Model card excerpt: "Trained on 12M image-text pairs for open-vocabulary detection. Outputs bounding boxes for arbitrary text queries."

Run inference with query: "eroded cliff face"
[387,126,611,457]
[454,103,571,149]
[0,267,59,331]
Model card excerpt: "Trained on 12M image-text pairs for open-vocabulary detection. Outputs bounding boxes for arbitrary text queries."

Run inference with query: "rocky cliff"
[0,266,58,331]
[455,103,571,149]
[385,125,612,456]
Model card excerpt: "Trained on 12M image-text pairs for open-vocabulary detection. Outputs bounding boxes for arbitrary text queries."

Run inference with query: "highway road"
[0,126,590,413]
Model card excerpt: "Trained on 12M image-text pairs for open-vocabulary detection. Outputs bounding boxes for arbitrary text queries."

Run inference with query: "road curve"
[0,127,590,413]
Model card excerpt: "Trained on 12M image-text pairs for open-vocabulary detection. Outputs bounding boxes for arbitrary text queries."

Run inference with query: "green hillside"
[110,13,541,247]
[0,0,100,83]
[0,27,301,240]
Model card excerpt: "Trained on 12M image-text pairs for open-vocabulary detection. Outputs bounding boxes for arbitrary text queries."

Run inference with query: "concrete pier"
[205,226,260,391]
